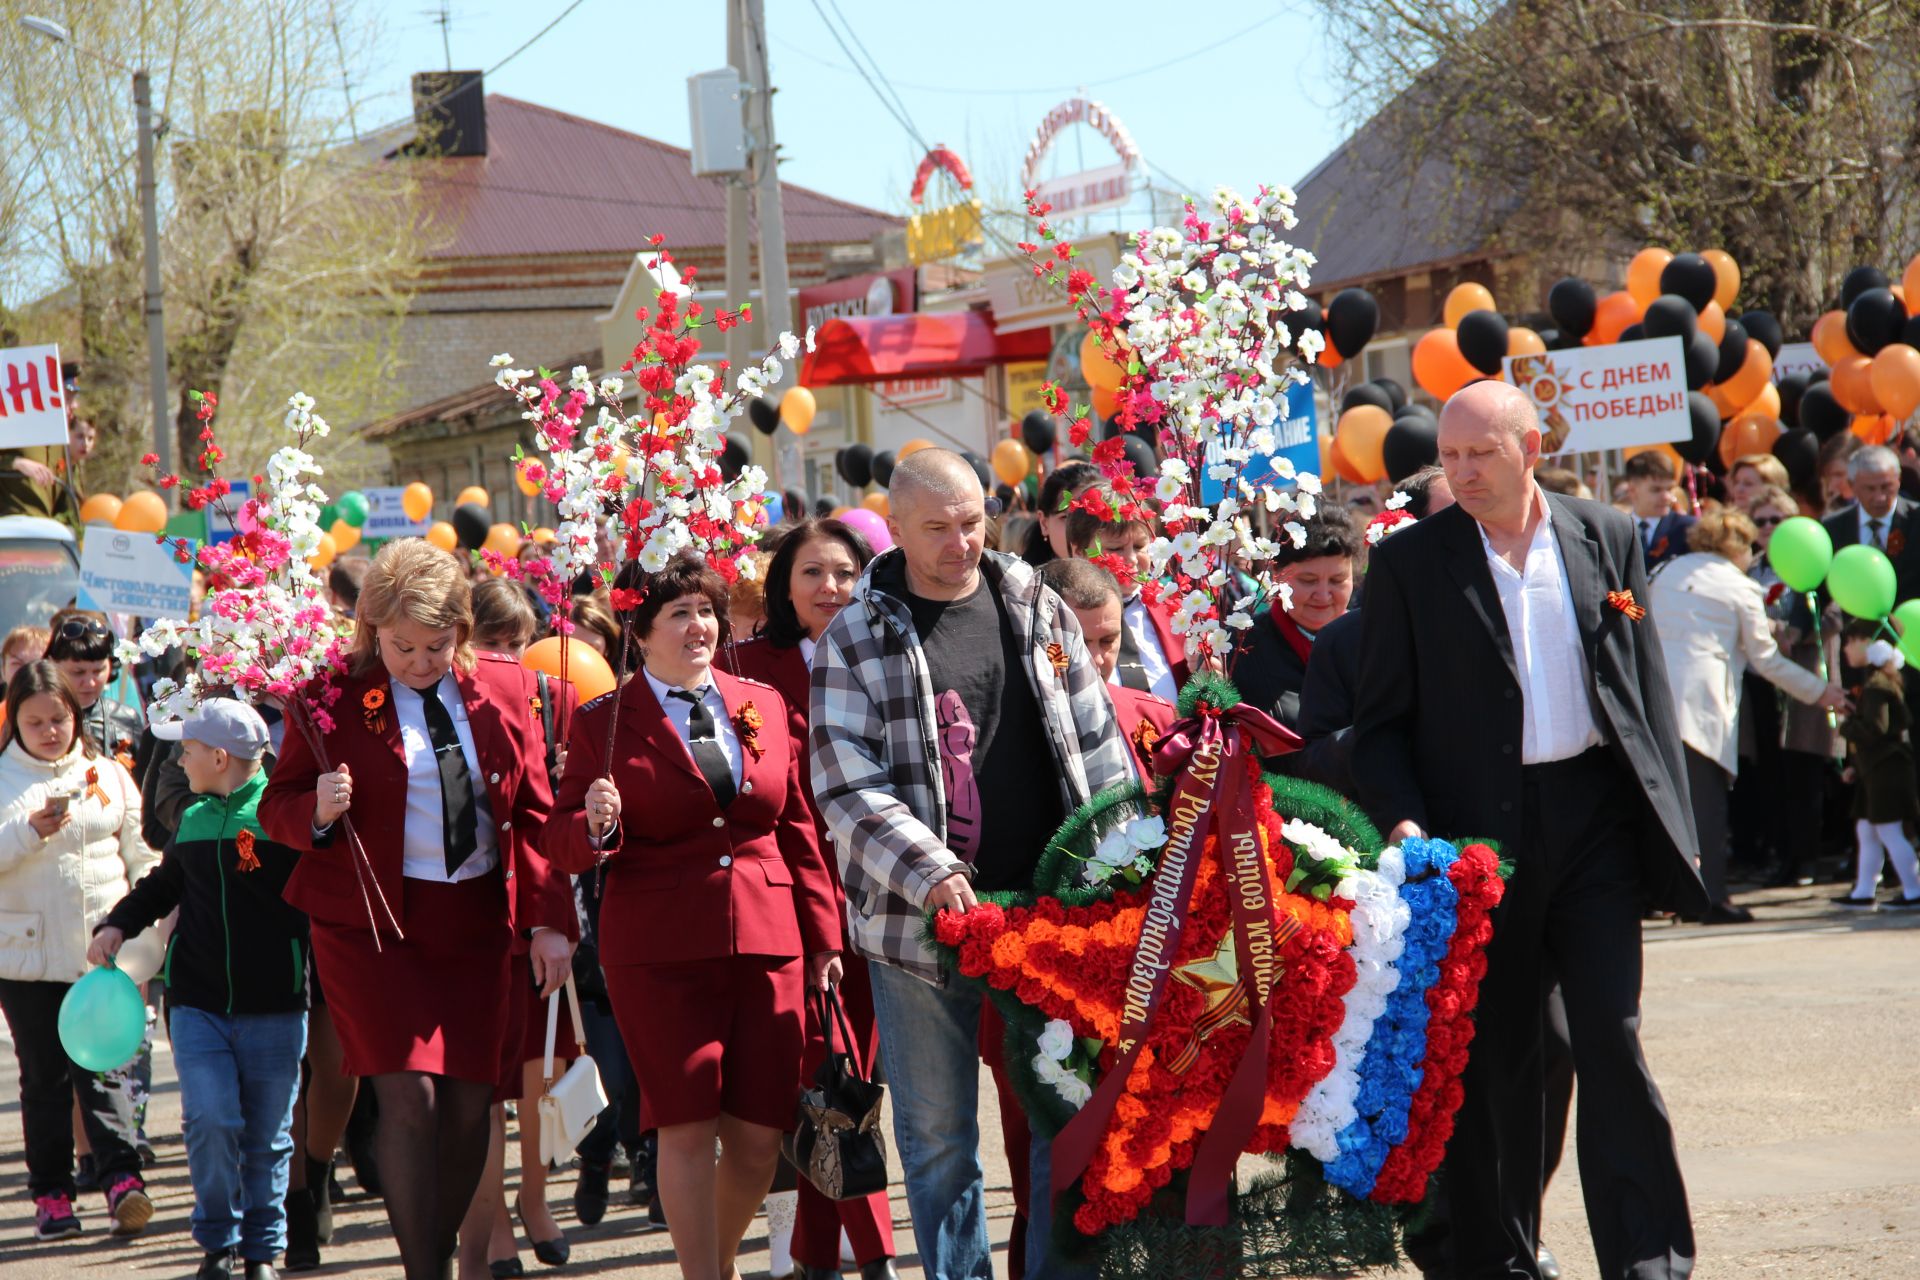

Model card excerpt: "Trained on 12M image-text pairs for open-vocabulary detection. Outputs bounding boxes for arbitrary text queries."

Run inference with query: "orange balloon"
[1811,310,1859,367]
[1852,413,1896,445]
[1717,340,1774,414]
[482,523,522,560]
[1587,290,1643,345]
[1412,328,1478,400]
[1627,248,1673,306]
[991,438,1033,487]
[1905,254,1920,314]
[78,493,122,525]
[896,438,934,460]
[1740,381,1782,423]
[522,636,616,702]
[1623,441,1685,470]
[1701,250,1740,310]
[1831,354,1881,415]
[114,490,168,533]
[1698,300,1726,344]
[780,386,817,436]
[531,527,557,545]
[861,493,890,515]
[1869,343,1920,420]
[329,518,361,553]
[1507,326,1547,357]
[1444,283,1496,328]
[1707,382,1741,420]
[425,521,458,552]
[1334,406,1393,484]
[1328,434,1368,485]
[1318,432,1337,483]
[1317,341,1343,370]
[1718,413,1780,469]
[1079,330,1126,392]
[401,481,433,522]
[308,532,338,570]
[456,485,490,509]
[1090,385,1121,421]
[1893,285,1908,309]
[515,463,540,497]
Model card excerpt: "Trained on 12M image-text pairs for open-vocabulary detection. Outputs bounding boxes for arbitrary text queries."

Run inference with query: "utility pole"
[133,68,173,488]
[722,2,751,381]
[740,0,793,486]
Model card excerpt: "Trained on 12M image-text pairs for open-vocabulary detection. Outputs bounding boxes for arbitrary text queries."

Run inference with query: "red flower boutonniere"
[1649,536,1669,561]
[735,701,765,762]
[1130,717,1161,760]
[1765,581,1788,607]
[83,766,110,808]
[362,688,389,734]
[1046,642,1070,675]
[1606,588,1648,621]
[529,693,543,715]
[1890,528,1907,558]
[234,828,260,873]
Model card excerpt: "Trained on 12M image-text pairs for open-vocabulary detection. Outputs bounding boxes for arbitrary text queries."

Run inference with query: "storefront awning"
[799,311,1053,386]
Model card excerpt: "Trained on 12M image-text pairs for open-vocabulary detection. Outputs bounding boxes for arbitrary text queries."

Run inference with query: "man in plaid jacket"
[812,449,1131,1280]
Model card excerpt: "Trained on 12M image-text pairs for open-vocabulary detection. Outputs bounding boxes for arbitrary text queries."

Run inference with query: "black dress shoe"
[573,1159,611,1227]
[244,1262,279,1280]
[1536,1244,1562,1280]
[490,1261,526,1278]
[859,1262,901,1280]
[197,1252,235,1280]
[515,1194,570,1267]
[283,1185,320,1272]
[1702,902,1755,925]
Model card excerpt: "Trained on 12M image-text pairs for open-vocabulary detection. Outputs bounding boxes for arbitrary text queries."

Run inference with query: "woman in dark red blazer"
[546,551,840,1280]
[261,538,576,1280]
[728,516,899,1280]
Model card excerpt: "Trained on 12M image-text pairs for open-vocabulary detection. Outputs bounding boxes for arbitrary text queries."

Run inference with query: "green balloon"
[318,502,340,530]
[1893,599,1920,666]
[1766,515,1833,593]
[58,962,148,1072]
[1827,543,1897,619]
[337,491,371,528]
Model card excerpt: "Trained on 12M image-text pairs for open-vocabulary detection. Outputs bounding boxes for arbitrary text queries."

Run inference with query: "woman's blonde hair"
[350,538,476,674]
[1688,507,1759,560]
[1730,454,1791,492]
[1744,484,1800,520]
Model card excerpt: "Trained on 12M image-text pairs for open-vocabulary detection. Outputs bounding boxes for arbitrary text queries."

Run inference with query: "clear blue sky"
[354,0,1350,221]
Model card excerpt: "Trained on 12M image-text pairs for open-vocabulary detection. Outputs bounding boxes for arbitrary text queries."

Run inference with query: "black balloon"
[837,443,874,488]
[960,451,993,490]
[1807,368,1830,385]
[1740,310,1784,358]
[1660,254,1719,311]
[1771,427,1819,489]
[1372,378,1409,412]
[1677,391,1722,463]
[1684,328,1720,390]
[747,397,781,436]
[1119,432,1158,479]
[1342,383,1395,414]
[1778,373,1810,427]
[1326,287,1379,359]
[452,503,491,550]
[720,433,750,480]
[1289,296,1324,353]
[1798,382,1850,440]
[1020,410,1057,455]
[870,450,896,488]
[1456,310,1510,375]
[1642,295,1698,342]
[1841,265,1890,309]
[1618,323,1646,345]
[1382,417,1440,483]
[1846,287,1907,356]
[1548,277,1598,338]
[1543,327,1582,350]
[1714,318,1750,385]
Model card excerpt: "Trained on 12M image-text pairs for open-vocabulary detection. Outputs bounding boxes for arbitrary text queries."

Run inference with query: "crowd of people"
[0,383,1913,1280]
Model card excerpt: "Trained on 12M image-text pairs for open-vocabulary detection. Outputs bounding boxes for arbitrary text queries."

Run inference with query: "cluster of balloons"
[1798,258,1920,437]
[1328,379,1436,484]
[1411,282,1550,401]
[746,386,819,437]
[78,491,168,533]
[1768,516,1918,654]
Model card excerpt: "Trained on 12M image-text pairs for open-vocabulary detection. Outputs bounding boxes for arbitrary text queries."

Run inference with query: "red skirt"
[494,954,579,1101]
[309,870,512,1084]
[606,954,803,1131]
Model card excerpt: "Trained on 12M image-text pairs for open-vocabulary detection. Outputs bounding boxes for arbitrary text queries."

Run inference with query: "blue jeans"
[170,1007,307,1259]
[869,961,1091,1280]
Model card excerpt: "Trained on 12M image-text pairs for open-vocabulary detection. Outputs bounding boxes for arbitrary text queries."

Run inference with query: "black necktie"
[669,689,736,809]
[1115,620,1152,691]
[416,681,478,877]
[1869,518,1885,550]
[1640,519,1654,550]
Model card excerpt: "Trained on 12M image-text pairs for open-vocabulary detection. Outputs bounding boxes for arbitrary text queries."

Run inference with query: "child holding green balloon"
[1834,623,1920,911]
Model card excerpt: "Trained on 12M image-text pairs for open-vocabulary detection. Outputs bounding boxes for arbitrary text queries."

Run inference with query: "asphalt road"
[0,882,1912,1279]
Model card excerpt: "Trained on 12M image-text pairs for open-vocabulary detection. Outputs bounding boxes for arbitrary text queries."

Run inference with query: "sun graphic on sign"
[1509,353,1577,453]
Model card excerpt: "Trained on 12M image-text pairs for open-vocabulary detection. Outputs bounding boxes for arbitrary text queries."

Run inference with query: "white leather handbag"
[537,976,607,1168]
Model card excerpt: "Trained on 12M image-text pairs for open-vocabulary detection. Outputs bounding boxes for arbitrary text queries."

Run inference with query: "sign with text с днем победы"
[1503,336,1690,455]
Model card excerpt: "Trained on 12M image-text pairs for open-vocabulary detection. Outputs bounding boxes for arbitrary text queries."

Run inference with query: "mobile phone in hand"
[43,793,69,817]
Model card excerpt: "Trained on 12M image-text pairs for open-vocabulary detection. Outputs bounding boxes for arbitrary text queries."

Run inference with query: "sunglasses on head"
[1752,515,1786,528]
[57,618,110,640]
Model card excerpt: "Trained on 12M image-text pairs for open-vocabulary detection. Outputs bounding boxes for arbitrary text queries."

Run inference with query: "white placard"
[1503,336,1691,455]
[362,486,430,540]
[79,527,195,620]
[0,343,70,448]
[1772,342,1827,384]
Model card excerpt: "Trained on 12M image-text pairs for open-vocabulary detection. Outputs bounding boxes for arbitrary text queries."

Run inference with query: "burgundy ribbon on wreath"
[1049,698,1302,1226]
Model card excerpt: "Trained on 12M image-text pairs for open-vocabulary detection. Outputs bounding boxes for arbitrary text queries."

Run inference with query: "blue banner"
[1200,380,1318,504]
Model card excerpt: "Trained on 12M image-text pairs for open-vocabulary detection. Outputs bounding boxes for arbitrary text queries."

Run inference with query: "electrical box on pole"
[687,69,748,176]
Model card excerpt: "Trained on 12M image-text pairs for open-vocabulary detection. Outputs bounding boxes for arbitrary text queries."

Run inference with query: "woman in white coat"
[1650,510,1851,923]
[0,661,162,1241]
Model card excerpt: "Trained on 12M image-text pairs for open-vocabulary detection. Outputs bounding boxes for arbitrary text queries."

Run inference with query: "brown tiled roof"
[412,96,902,260]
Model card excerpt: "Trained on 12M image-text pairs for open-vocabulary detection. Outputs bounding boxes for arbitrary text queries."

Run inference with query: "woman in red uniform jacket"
[729,516,900,1280]
[261,539,575,1280]
[546,552,840,1280]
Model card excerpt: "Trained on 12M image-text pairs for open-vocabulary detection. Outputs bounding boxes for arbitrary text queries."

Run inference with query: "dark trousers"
[1772,751,1828,881]
[1446,750,1694,1280]
[1683,748,1733,906]
[0,978,144,1199]
[574,996,639,1166]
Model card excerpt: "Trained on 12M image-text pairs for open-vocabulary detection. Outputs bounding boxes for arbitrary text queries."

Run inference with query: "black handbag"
[782,984,888,1200]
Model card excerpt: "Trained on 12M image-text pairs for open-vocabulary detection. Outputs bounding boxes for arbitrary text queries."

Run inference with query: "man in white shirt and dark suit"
[1822,445,1920,592]
[1354,380,1703,1280]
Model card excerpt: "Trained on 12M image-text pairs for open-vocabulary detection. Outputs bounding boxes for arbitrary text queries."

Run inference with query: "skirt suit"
[545,667,840,1131]
[261,652,577,1084]
[727,634,897,1268]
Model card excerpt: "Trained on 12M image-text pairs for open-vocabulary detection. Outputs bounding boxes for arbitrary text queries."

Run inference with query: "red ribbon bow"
[1152,698,1302,777]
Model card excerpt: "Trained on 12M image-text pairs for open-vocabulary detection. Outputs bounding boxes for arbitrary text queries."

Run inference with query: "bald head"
[890,448,983,515]
[1436,379,1543,531]
[887,447,987,600]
